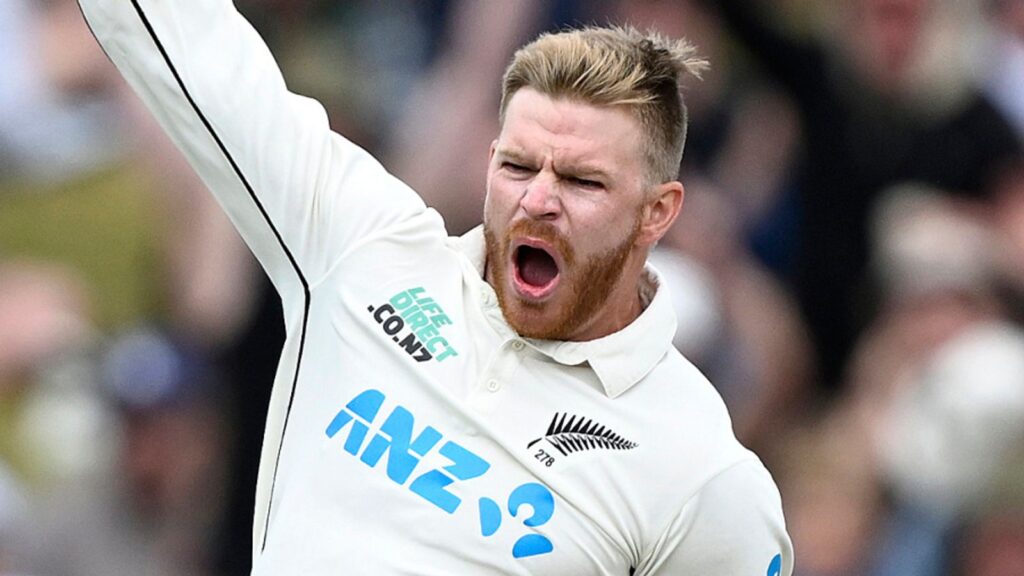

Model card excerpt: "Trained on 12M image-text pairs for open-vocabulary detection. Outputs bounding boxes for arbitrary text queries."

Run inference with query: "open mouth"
[512,241,561,300]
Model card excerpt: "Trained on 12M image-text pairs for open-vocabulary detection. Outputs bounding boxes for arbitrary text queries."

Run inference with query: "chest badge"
[527,413,638,465]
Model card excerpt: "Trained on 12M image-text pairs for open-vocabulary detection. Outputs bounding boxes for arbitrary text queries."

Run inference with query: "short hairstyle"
[499,26,708,185]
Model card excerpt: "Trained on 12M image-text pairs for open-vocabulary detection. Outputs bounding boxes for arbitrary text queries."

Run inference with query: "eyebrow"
[495,147,532,166]
[554,162,612,182]
[495,147,612,182]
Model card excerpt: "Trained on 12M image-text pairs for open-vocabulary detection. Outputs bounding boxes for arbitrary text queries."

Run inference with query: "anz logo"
[325,388,487,512]
[325,388,556,559]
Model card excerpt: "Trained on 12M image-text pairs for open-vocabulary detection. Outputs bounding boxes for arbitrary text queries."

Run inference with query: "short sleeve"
[636,458,793,576]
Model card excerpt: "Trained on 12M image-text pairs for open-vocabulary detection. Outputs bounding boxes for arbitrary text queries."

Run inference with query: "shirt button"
[487,379,501,392]
[511,340,525,351]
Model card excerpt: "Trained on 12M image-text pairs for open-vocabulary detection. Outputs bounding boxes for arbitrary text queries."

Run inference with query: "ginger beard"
[484,215,641,341]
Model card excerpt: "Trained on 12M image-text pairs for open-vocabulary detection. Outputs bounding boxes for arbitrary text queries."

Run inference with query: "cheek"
[570,202,637,246]
[484,177,519,223]
[563,224,618,268]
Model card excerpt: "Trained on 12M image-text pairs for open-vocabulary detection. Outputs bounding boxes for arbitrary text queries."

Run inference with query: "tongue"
[519,247,559,287]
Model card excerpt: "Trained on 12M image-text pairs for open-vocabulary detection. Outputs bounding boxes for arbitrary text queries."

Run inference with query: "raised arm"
[78,0,429,301]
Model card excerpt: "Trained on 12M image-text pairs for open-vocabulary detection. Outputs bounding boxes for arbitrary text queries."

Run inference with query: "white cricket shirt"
[80,1,793,574]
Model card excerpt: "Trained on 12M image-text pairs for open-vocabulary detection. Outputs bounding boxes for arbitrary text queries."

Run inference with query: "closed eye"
[502,161,534,174]
[567,176,604,190]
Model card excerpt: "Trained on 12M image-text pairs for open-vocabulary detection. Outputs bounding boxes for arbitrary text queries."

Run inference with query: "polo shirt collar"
[453,226,677,399]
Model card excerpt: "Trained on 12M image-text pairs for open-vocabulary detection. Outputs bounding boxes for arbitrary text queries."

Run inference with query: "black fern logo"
[527,413,638,456]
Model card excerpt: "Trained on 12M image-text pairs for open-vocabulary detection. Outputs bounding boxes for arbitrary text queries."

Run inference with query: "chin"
[497,291,552,337]
[501,281,598,341]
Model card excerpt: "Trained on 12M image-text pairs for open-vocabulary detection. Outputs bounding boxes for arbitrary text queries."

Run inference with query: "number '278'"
[534,448,556,467]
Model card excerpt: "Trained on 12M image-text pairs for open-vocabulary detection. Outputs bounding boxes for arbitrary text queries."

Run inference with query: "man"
[79,1,792,574]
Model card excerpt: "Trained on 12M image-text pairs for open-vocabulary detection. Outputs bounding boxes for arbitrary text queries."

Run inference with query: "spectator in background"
[0,0,122,181]
[0,262,103,489]
[0,0,161,330]
[9,329,227,576]
[2,1,255,573]
[763,185,1024,576]
[234,0,457,156]
[835,186,1024,575]
[705,0,1022,389]
[944,156,1024,576]
[0,0,258,337]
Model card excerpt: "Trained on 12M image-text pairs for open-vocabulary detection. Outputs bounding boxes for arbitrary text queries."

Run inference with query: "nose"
[520,173,561,220]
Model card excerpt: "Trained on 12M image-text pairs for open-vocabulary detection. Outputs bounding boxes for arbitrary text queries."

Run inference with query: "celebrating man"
[79,1,792,574]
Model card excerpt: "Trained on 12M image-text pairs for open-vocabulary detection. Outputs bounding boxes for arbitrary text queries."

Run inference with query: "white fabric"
[79,1,792,573]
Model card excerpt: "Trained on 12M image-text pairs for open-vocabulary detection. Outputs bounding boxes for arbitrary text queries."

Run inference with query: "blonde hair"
[499,26,708,184]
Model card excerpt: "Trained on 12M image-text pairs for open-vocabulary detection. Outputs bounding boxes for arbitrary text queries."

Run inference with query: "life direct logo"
[368,287,458,363]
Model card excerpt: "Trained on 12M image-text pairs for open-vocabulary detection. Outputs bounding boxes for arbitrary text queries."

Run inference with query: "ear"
[488,139,498,163]
[636,181,684,247]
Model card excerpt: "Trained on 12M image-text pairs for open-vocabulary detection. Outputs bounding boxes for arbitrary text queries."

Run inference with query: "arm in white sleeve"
[77,0,428,302]
[638,458,794,576]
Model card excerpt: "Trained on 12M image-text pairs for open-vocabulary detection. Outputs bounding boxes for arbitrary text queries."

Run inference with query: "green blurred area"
[0,165,166,331]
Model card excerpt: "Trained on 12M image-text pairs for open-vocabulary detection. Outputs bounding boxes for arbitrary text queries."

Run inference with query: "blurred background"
[2,0,1024,574]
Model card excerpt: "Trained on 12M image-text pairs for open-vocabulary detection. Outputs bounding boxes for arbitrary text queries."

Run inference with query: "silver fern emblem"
[527,413,638,456]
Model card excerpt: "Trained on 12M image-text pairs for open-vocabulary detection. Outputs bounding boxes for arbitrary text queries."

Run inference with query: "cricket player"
[79,0,793,574]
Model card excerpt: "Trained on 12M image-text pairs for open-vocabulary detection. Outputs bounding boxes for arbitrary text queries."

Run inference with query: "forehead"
[498,88,645,175]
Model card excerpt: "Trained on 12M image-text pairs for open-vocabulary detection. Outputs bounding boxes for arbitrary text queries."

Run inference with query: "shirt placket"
[469,337,527,414]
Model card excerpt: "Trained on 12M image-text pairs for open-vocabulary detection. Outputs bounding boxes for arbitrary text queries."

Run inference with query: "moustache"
[504,219,575,266]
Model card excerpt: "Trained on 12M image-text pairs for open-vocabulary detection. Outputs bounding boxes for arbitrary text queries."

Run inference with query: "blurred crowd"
[2,0,1024,575]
